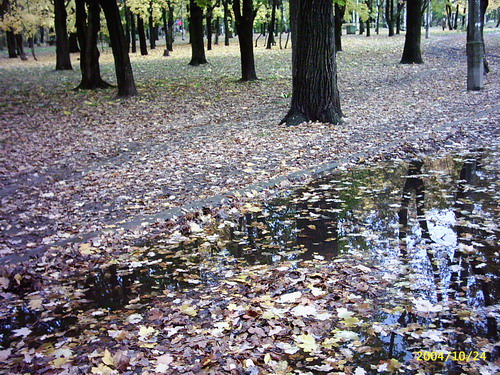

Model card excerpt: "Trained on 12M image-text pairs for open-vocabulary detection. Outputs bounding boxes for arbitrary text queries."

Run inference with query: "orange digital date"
[415,351,487,362]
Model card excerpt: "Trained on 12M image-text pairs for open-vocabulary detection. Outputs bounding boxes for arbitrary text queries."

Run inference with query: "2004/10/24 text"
[415,351,487,362]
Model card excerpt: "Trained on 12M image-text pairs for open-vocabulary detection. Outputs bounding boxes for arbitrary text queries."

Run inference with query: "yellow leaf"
[295,334,318,353]
[79,243,93,255]
[28,298,43,310]
[264,353,271,364]
[52,357,70,367]
[102,349,114,367]
[341,316,360,327]
[14,273,22,285]
[179,303,198,317]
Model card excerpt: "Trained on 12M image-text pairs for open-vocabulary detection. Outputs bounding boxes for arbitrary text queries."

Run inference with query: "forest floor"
[0,31,499,262]
[0,30,499,374]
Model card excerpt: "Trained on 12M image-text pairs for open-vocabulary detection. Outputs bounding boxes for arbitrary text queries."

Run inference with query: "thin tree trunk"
[167,2,174,51]
[396,2,404,34]
[223,0,230,45]
[207,10,213,51]
[28,37,37,60]
[137,15,148,55]
[215,17,220,44]
[233,0,258,80]
[334,4,345,52]
[149,2,156,49]
[54,0,72,69]
[387,0,395,36]
[446,5,453,30]
[124,4,130,52]
[189,0,207,65]
[267,0,277,49]
[453,4,459,29]
[401,0,423,64]
[282,0,342,126]
[130,8,137,53]
[97,0,137,97]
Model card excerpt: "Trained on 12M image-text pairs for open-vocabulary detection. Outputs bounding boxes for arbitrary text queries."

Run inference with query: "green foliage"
[0,0,52,36]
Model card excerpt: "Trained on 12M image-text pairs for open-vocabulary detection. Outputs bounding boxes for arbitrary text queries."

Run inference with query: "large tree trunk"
[223,0,230,45]
[54,0,72,69]
[130,8,137,53]
[233,0,258,80]
[467,0,484,90]
[334,4,345,52]
[401,0,423,64]
[281,0,342,126]
[266,0,277,49]
[189,0,207,65]
[137,15,148,55]
[6,31,17,58]
[69,32,80,52]
[97,0,137,97]
[75,0,111,90]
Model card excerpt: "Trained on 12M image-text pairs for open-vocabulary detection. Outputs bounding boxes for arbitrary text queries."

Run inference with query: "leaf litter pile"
[1,32,500,374]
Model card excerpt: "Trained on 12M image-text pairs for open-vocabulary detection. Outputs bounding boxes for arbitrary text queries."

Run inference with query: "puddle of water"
[1,148,498,372]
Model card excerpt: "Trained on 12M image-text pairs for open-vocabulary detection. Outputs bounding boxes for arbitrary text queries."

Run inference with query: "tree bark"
[223,0,230,45]
[467,0,484,90]
[281,0,342,126]
[97,0,138,97]
[215,16,220,44]
[386,0,394,36]
[396,2,404,34]
[267,0,277,49]
[6,31,17,58]
[233,0,258,80]
[189,0,208,65]
[207,8,213,51]
[166,1,174,51]
[54,0,73,69]
[69,32,80,52]
[334,4,345,52]
[15,34,27,60]
[75,0,111,90]
[480,0,489,73]
[149,1,156,49]
[130,8,137,53]
[401,0,423,64]
[137,15,148,55]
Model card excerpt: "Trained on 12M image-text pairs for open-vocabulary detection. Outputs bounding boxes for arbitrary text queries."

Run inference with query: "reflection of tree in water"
[295,182,339,260]
[394,152,499,373]
[448,151,498,347]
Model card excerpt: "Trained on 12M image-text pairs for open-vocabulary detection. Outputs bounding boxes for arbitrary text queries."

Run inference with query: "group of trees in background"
[0,0,498,122]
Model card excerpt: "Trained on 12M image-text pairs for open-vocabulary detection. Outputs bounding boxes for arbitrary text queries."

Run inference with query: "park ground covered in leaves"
[0,31,499,374]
